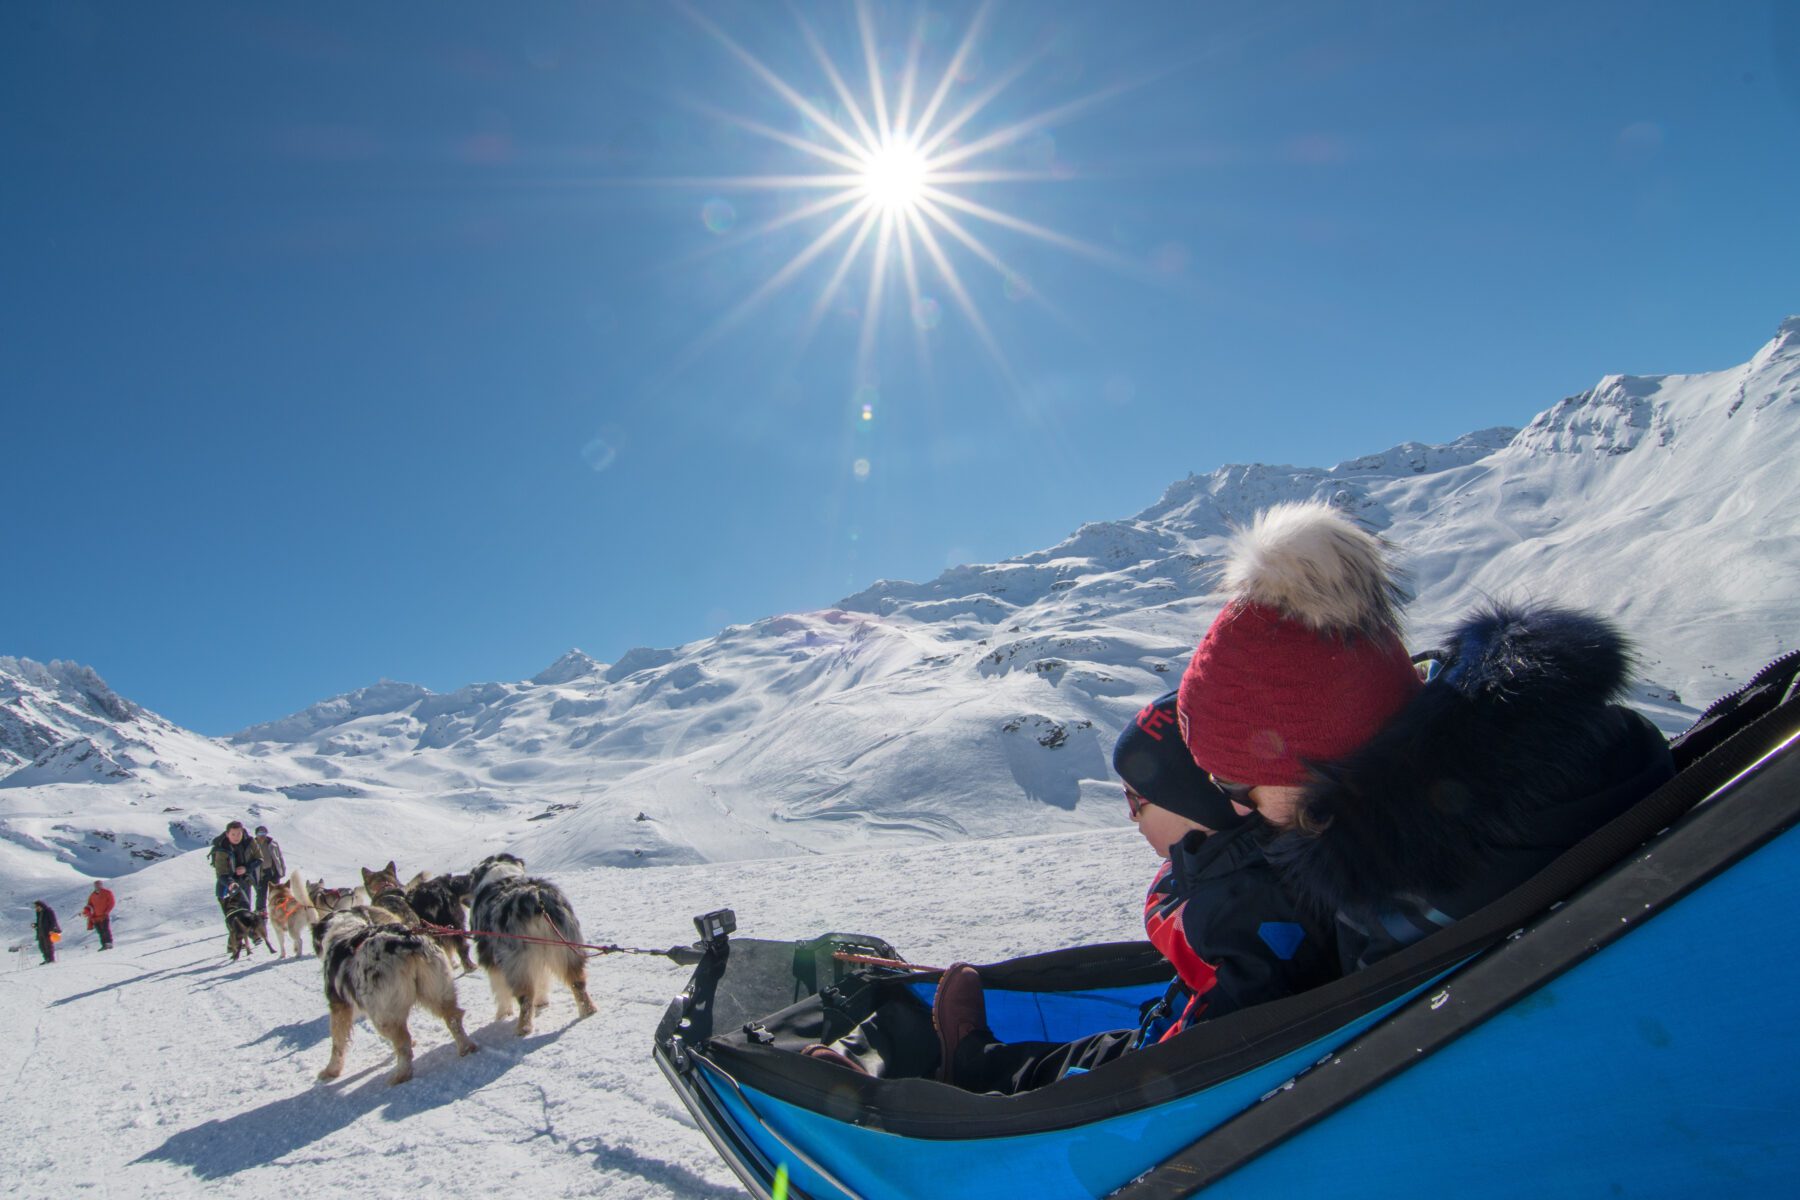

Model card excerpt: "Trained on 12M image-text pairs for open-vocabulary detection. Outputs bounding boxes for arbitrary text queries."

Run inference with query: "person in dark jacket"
[1170,501,1675,973]
[81,881,116,950]
[1267,604,1674,969]
[251,825,285,916]
[926,692,1339,1093]
[210,821,258,913]
[32,900,60,964]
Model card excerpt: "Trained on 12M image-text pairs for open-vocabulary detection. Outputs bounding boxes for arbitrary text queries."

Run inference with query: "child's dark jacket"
[1274,603,1675,971]
[1144,819,1338,1038]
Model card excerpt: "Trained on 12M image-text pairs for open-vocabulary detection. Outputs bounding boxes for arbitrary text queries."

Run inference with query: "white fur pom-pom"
[1223,501,1407,636]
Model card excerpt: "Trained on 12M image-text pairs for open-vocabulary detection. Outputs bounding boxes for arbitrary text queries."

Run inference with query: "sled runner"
[654,652,1800,1200]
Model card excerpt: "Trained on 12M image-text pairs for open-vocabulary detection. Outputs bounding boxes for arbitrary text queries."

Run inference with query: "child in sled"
[806,502,1417,1088]
[921,689,1342,1093]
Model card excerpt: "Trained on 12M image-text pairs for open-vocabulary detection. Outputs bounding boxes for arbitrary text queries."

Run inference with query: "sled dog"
[221,884,273,961]
[360,861,425,927]
[405,871,478,972]
[310,909,478,1085]
[266,872,313,957]
[307,881,364,913]
[467,854,597,1035]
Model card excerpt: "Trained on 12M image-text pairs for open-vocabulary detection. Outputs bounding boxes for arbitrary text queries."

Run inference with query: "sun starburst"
[655,0,1139,384]
[859,139,932,213]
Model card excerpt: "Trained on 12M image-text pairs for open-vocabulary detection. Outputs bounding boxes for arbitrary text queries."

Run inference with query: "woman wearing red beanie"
[1178,501,1673,971]
[1176,500,1421,806]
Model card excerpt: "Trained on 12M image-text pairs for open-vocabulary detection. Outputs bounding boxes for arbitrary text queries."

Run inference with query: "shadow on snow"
[573,1136,745,1200]
[132,1033,538,1180]
[241,1012,333,1054]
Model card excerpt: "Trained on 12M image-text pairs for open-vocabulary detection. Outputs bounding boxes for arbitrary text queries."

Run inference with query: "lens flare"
[653,1,1151,384]
[700,198,737,234]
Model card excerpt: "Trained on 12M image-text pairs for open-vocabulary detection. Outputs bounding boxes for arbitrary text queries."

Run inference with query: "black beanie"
[1112,692,1244,830]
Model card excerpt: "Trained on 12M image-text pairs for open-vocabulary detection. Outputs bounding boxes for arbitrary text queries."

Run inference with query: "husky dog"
[221,884,274,961]
[310,909,479,1085]
[405,872,477,972]
[360,861,424,927]
[307,881,364,913]
[467,854,597,1035]
[266,872,313,957]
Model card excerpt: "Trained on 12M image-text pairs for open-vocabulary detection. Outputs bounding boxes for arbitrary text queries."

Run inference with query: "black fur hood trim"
[1272,603,1642,911]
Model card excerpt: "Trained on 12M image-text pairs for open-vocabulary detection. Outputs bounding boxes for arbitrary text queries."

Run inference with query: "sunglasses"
[1124,786,1149,819]
[1208,774,1256,806]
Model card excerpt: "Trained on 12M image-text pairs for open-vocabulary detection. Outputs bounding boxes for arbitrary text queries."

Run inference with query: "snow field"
[0,827,1150,1198]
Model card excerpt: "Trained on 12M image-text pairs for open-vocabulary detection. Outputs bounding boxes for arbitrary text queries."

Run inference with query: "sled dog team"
[221,848,597,1085]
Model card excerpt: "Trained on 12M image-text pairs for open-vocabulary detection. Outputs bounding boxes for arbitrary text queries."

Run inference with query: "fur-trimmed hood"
[1272,603,1666,914]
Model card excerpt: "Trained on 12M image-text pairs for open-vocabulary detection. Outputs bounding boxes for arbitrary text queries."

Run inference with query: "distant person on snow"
[32,900,61,964]
[210,821,259,913]
[252,825,285,916]
[81,881,116,950]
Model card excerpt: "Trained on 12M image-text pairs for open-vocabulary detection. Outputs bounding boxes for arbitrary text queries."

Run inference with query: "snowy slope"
[0,824,1150,1200]
[0,658,279,905]
[3,320,1798,917]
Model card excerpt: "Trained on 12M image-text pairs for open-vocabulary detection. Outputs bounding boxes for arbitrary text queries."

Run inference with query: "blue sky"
[4,1,1797,735]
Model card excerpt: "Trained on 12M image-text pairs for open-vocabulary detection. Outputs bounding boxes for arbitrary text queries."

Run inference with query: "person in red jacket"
[82,881,116,950]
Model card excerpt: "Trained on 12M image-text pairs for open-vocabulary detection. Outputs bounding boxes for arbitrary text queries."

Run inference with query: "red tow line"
[416,920,688,961]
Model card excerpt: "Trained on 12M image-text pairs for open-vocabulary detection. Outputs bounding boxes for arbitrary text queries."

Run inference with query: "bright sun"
[859,140,930,212]
[665,4,1134,384]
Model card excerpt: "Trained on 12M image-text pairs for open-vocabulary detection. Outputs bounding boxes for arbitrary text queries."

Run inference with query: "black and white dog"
[405,871,477,972]
[467,854,597,1035]
[221,882,274,961]
[310,908,479,1085]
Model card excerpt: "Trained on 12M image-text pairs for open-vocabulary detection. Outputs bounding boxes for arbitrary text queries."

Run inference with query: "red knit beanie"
[1177,502,1420,787]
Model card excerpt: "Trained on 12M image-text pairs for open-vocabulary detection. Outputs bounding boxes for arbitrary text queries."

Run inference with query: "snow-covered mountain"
[0,658,272,896]
[3,319,1796,912]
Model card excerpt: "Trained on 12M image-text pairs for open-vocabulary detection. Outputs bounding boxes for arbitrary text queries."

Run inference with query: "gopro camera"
[694,908,737,946]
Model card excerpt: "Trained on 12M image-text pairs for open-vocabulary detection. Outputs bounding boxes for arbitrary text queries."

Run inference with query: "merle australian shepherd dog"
[467,854,597,1035]
[405,871,477,972]
[310,908,478,1085]
[359,861,425,927]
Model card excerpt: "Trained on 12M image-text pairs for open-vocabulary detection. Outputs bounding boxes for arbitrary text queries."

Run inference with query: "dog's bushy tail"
[288,869,313,913]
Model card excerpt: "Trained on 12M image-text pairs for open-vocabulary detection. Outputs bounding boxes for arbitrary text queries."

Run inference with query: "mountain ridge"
[2,318,1795,907]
